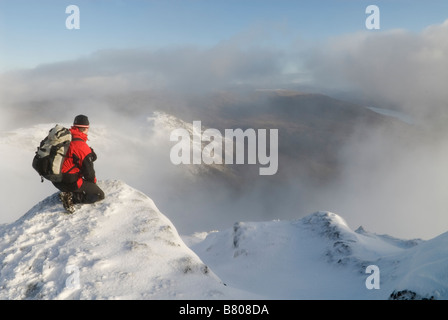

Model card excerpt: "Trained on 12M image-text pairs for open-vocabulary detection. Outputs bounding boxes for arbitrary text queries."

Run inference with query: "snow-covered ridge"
[1,181,448,300]
[191,211,448,300]
[367,106,414,124]
[0,180,252,300]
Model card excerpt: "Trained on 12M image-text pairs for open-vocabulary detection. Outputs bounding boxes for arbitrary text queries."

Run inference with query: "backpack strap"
[64,138,84,174]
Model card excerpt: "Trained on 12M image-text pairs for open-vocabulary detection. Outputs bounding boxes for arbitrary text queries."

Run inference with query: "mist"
[2,21,448,240]
[299,20,448,239]
[306,20,448,125]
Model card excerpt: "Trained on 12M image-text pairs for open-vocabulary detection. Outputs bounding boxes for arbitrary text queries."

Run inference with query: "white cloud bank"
[305,19,448,124]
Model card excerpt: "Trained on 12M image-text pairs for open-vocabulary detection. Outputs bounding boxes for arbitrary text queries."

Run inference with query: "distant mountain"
[6,88,416,187]
[160,88,417,183]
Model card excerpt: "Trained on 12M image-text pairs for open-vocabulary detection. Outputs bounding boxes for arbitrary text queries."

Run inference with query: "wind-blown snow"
[1,181,447,300]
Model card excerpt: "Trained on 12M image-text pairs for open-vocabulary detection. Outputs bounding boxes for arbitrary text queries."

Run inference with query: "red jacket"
[61,127,97,188]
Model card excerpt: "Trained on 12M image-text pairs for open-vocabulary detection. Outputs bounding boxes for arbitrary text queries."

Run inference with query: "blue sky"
[1,0,448,72]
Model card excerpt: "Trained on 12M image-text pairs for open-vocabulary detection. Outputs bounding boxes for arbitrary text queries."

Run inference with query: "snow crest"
[0,180,250,300]
[191,211,448,300]
[2,185,448,300]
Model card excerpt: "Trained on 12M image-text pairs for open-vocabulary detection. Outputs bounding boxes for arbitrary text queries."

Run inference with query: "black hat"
[73,115,89,128]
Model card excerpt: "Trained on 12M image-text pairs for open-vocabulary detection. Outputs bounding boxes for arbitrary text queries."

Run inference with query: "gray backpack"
[32,125,72,182]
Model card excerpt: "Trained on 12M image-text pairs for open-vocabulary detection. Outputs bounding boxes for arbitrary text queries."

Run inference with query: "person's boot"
[59,192,75,213]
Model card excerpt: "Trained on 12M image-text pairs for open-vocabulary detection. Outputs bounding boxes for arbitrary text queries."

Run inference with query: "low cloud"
[305,19,448,125]
[2,21,448,239]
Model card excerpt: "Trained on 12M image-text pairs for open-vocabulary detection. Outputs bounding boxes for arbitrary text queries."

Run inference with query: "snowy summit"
[1,180,448,300]
[0,180,252,300]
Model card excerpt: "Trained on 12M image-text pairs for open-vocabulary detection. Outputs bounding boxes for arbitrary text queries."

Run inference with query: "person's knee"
[83,192,103,204]
[97,189,105,201]
[74,184,105,204]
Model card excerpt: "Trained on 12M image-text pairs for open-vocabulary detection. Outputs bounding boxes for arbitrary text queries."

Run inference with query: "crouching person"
[53,115,105,213]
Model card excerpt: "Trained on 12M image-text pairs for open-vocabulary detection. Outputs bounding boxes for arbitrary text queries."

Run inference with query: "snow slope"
[0,180,255,300]
[1,180,448,300]
[189,212,448,300]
